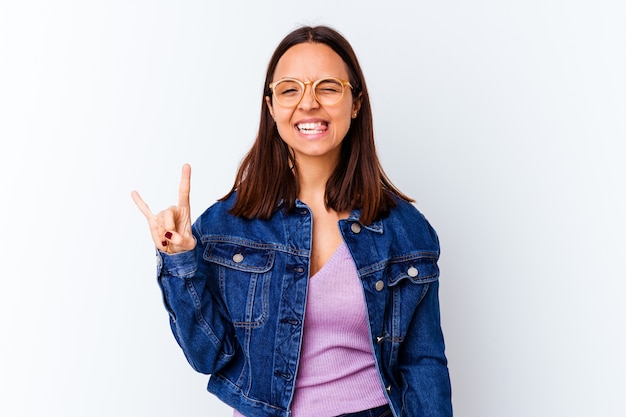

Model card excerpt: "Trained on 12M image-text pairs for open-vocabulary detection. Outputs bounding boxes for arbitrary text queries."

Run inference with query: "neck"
[295,155,338,207]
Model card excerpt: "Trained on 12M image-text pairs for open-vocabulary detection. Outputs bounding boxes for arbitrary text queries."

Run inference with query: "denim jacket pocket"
[204,242,275,328]
[383,255,439,371]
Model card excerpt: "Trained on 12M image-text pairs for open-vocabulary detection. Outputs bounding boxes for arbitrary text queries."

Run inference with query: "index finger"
[178,163,191,208]
[131,190,155,220]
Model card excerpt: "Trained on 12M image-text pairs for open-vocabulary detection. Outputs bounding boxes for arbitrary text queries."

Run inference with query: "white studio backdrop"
[0,1,624,416]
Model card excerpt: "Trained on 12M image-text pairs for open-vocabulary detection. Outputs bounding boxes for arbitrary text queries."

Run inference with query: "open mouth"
[296,121,328,134]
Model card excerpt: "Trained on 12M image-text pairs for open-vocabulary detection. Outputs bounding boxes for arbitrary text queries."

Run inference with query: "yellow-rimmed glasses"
[269,77,353,107]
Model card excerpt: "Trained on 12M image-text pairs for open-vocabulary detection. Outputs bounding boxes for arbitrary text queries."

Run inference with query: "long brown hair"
[221,25,412,225]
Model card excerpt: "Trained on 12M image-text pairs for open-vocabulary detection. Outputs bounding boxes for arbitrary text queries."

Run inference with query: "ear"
[266,96,275,119]
[352,92,363,118]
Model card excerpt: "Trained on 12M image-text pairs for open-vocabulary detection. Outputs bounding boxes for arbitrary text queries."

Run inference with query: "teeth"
[297,122,326,133]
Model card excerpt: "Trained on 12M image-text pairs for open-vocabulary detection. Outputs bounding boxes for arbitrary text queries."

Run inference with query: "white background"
[1,1,624,416]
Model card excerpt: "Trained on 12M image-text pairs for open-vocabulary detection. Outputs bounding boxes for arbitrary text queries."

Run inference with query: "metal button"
[351,223,362,233]
[232,253,244,263]
[376,336,385,344]
[375,280,384,291]
[294,266,304,273]
[407,266,418,277]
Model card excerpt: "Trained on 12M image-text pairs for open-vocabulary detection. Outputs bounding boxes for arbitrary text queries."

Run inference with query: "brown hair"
[221,25,413,225]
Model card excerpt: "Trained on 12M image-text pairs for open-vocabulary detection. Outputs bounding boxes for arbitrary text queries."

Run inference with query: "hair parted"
[220,25,413,225]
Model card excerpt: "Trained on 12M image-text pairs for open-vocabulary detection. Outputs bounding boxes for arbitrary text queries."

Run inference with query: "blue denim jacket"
[156,194,452,417]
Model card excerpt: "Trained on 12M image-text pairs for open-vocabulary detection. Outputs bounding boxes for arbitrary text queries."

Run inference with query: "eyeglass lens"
[273,78,345,106]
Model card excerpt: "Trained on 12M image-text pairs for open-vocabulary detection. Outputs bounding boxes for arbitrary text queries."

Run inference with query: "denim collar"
[293,199,384,234]
[347,209,384,234]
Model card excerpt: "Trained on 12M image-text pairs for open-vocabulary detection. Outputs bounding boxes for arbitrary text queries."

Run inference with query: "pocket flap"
[204,243,274,273]
[387,256,439,286]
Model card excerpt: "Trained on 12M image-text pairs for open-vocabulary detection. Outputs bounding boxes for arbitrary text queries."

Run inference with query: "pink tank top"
[234,242,388,417]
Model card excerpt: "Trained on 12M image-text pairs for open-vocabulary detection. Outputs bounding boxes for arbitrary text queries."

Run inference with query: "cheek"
[274,111,295,138]
[335,106,355,127]
[342,100,356,119]
[273,107,293,123]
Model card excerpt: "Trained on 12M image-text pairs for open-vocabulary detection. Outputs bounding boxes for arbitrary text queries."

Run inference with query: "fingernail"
[161,241,168,246]
[164,231,173,239]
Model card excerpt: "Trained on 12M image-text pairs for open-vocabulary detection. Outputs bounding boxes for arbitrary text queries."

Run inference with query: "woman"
[132,25,452,417]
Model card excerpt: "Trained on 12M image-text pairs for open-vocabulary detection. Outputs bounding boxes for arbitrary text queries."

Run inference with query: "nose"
[298,83,320,110]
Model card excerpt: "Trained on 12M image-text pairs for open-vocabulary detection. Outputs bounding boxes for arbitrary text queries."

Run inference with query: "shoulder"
[199,193,236,219]
[193,193,240,233]
[384,197,440,253]
[387,196,432,225]
[192,193,287,243]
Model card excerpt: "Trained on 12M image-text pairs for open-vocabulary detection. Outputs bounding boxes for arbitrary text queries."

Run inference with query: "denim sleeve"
[156,224,236,374]
[399,279,453,417]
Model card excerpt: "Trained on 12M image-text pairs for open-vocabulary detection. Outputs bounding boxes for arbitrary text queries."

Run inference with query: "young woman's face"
[266,42,361,166]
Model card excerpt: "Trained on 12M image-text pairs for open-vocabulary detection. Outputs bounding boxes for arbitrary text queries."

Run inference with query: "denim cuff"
[156,249,198,278]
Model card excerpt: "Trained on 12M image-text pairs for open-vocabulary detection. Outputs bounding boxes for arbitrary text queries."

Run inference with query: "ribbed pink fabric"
[233,242,388,417]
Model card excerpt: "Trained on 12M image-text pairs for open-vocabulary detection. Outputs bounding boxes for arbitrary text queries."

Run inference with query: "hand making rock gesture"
[131,164,196,254]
